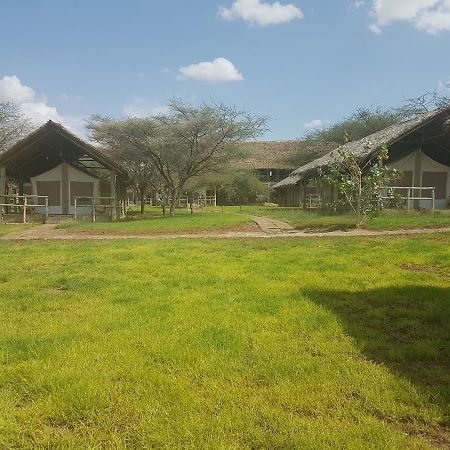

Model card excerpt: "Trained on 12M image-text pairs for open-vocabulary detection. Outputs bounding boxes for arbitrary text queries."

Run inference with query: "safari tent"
[0,120,127,222]
[275,106,450,210]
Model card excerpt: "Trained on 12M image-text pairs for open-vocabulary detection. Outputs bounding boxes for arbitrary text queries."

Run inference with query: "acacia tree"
[0,102,32,153]
[88,116,160,214]
[320,144,400,227]
[89,100,267,216]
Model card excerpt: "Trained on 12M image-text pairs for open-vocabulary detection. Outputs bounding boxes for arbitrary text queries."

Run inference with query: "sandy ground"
[2,220,450,241]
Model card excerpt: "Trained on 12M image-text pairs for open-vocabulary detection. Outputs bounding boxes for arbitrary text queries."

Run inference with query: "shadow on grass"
[305,285,450,436]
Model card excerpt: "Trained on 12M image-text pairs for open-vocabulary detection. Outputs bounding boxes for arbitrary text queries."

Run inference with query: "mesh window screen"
[36,181,61,206]
[70,182,94,206]
[422,172,447,199]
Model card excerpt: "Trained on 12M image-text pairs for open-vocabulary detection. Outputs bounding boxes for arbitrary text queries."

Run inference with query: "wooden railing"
[379,186,436,213]
[0,195,49,223]
[74,196,117,222]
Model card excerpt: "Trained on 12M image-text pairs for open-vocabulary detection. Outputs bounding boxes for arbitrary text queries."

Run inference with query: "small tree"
[320,144,400,227]
[89,100,267,216]
[88,115,160,215]
[0,102,32,154]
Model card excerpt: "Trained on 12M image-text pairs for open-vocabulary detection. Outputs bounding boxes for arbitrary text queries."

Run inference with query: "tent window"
[422,172,447,199]
[70,182,94,206]
[36,181,61,206]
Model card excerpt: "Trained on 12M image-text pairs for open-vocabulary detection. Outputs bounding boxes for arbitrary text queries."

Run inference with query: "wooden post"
[23,195,27,224]
[214,189,217,207]
[0,167,5,223]
[413,150,422,209]
[432,188,435,214]
[74,197,77,220]
[45,197,49,223]
[92,197,96,222]
[301,182,307,210]
[110,171,117,221]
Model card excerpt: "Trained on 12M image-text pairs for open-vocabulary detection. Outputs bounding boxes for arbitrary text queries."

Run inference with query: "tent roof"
[274,106,450,189]
[0,120,127,178]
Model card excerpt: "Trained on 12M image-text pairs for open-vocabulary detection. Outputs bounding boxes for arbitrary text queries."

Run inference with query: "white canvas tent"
[30,162,101,216]
[387,150,450,209]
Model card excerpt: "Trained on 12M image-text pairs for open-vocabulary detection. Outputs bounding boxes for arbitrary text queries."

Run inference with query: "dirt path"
[2,221,450,241]
[252,217,296,233]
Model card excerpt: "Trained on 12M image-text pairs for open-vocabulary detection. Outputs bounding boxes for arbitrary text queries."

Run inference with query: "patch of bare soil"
[398,263,449,278]
[388,419,450,450]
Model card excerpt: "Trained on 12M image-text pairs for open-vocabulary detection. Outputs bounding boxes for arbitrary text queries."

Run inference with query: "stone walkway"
[252,217,296,234]
[2,221,450,241]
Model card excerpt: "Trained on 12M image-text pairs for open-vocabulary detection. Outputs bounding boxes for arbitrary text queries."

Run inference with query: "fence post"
[74,198,77,221]
[92,197,96,223]
[45,197,49,223]
[407,189,411,212]
[432,188,435,214]
[23,195,27,224]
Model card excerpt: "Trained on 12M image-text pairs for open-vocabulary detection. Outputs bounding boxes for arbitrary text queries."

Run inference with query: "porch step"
[46,215,74,224]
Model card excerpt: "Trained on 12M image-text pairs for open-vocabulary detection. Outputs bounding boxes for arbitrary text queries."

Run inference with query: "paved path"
[252,217,296,234]
[2,222,450,241]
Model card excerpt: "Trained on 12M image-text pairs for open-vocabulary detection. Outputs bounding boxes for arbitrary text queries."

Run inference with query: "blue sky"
[1,0,449,139]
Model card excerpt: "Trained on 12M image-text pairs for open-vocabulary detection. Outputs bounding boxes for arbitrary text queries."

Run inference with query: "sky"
[0,0,450,140]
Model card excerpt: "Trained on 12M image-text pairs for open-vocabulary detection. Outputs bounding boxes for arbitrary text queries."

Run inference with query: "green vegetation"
[0,235,449,448]
[56,206,450,235]
[235,206,450,232]
[58,208,254,235]
[0,224,33,237]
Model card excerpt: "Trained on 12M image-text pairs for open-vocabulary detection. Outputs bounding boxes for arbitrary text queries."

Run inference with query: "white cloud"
[0,75,35,103]
[0,75,85,135]
[370,0,450,34]
[438,78,450,90]
[304,119,324,130]
[59,93,81,102]
[122,97,169,117]
[219,0,303,25]
[178,57,243,83]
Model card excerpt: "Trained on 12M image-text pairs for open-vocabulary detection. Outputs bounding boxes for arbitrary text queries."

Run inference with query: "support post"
[0,167,5,223]
[432,188,435,214]
[110,171,117,221]
[301,182,307,210]
[45,197,49,223]
[92,197,96,223]
[23,195,27,224]
[413,150,422,209]
[74,198,77,221]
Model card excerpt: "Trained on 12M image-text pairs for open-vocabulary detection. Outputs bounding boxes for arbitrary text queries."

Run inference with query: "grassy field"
[57,206,450,235]
[58,208,254,235]
[0,234,449,448]
[233,206,450,232]
[0,224,34,237]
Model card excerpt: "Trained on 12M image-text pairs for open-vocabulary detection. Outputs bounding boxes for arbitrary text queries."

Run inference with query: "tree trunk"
[188,192,194,214]
[170,188,178,217]
[356,172,362,227]
[140,196,145,215]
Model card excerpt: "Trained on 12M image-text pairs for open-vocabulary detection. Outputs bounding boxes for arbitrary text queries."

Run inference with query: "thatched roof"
[274,106,450,189]
[0,120,127,178]
[234,140,300,170]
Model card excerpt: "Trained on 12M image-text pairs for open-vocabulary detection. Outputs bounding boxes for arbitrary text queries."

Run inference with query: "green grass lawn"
[58,209,254,235]
[0,224,34,237]
[0,235,449,448]
[231,206,450,232]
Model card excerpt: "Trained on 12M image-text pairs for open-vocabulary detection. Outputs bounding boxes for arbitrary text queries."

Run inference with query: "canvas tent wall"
[30,162,101,216]
[385,150,449,209]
